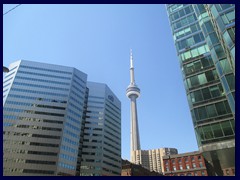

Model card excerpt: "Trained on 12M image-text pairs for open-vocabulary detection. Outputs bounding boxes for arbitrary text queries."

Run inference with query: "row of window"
[8,94,67,104]
[20,65,72,75]
[4,149,57,156]
[180,44,210,62]
[192,100,232,122]
[185,69,218,89]
[107,98,121,111]
[67,115,81,125]
[14,81,69,92]
[188,83,224,104]
[105,110,121,125]
[73,74,86,84]
[63,137,78,146]
[11,88,68,97]
[3,140,59,147]
[15,76,71,86]
[103,160,120,169]
[105,123,120,135]
[61,145,78,154]
[103,154,121,164]
[58,162,75,170]
[18,70,71,80]
[104,141,121,152]
[170,5,194,22]
[63,129,79,139]
[65,121,80,132]
[183,55,213,76]
[176,32,205,51]
[72,84,85,95]
[69,102,83,112]
[172,14,197,30]
[72,78,85,90]
[83,133,102,137]
[3,115,18,120]
[4,168,55,175]
[168,162,204,171]
[4,115,64,125]
[174,23,201,41]
[104,135,120,146]
[5,100,66,110]
[105,129,121,140]
[26,109,65,117]
[166,156,202,165]
[68,108,81,118]
[219,10,235,26]
[196,119,235,143]
[59,153,77,162]
[103,147,121,157]
[88,95,104,100]
[69,96,84,107]
[106,102,121,116]
[71,89,84,101]
[105,118,120,130]
[168,4,187,13]
[16,124,62,132]
[85,121,103,126]
[88,100,104,105]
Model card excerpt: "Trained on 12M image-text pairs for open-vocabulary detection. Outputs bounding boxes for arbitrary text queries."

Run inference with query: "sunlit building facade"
[131,148,178,173]
[166,4,235,176]
[80,82,121,176]
[3,60,121,176]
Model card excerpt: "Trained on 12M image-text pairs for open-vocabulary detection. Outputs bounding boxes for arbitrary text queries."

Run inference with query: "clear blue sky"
[3,4,198,160]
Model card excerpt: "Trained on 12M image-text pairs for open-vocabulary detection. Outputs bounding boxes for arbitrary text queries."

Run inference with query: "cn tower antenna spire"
[130,49,133,68]
[129,49,136,85]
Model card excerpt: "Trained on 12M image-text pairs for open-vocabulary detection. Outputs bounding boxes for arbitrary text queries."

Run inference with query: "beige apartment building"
[131,148,178,173]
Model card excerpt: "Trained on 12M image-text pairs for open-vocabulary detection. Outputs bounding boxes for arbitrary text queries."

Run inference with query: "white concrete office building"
[3,60,121,176]
[80,82,121,176]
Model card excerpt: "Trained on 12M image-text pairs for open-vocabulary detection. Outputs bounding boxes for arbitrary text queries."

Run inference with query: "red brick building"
[162,151,208,176]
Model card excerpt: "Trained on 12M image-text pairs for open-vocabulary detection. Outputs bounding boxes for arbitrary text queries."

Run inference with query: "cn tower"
[126,49,141,162]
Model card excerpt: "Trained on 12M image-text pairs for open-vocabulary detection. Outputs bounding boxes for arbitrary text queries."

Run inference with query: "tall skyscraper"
[80,82,121,176]
[126,49,141,162]
[166,4,235,176]
[3,60,121,176]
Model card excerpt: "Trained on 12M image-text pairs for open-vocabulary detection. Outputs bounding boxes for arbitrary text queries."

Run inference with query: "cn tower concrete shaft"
[126,49,141,162]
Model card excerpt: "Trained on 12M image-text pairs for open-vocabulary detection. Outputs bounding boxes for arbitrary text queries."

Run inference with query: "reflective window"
[220,59,232,74]
[221,121,234,136]
[225,74,235,91]
[215,101,227,115]
[203,125,214,139]
[211,123,224,138]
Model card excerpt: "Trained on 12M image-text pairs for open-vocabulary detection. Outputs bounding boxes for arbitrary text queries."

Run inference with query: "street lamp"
[3,66,9,73]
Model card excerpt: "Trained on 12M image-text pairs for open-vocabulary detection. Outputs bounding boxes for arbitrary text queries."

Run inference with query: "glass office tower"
[3,60,121,176]
[80,82,122,176]
[166,4,235,176]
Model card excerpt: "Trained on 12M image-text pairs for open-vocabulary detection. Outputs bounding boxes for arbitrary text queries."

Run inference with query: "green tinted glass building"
[166,4,235,176]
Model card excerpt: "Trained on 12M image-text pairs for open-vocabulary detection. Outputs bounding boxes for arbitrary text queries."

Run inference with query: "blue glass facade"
[166,4,235,176]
